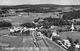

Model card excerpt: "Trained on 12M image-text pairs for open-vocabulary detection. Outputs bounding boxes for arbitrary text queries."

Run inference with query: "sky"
[0,0,80,5]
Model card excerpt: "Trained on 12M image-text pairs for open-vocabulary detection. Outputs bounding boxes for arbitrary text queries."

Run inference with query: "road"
[21,30,67,51]
[43,38,67,51]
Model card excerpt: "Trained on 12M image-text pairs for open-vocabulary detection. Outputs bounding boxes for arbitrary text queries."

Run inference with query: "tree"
[0,21,12,27]
[74,39,79,44]
[20,22,36,28]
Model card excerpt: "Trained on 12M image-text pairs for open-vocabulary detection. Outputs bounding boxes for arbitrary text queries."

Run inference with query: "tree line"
[63,10,80,20]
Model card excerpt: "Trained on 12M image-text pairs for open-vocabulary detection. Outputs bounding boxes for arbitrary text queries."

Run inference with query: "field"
[0,12,59,26]
[0,29,9,37]
[59,31,80,41]
[0,35,37,51]
[0,34,66,51]
[1,15,35,26]
[0,36,23,47]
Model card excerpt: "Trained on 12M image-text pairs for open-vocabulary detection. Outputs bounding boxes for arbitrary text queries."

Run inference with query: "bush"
[20,22,36,28]
[74,39,79,44]
[22,30,30,36]
[0,21,12,27]
[78,28,80,32]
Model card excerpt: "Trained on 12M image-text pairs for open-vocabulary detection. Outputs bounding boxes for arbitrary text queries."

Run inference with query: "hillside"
[0,4,80,9]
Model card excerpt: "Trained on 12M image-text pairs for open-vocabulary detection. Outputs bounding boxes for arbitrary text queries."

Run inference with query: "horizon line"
[0,3,80,6]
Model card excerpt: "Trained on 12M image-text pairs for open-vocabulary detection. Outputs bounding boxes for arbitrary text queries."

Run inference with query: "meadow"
[0,13,58,26]
[0,36,23,47]
[59,31,80,41]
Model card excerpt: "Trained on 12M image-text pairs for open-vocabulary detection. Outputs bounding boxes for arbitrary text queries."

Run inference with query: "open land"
[0,12,80,51]
[59,32,80,41]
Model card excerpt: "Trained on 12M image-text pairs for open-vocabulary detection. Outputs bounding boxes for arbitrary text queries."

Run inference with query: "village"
[0,4,80,51]
[0,16,80,51]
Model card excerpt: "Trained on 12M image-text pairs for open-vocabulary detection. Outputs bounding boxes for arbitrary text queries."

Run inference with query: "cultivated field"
[0,36,23,47]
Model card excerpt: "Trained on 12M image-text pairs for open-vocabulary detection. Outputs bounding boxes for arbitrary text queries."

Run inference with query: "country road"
[22,35,67,51]
[22,30,67,51]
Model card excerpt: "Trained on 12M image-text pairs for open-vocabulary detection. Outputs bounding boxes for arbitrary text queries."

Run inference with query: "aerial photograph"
[0,0,80,51]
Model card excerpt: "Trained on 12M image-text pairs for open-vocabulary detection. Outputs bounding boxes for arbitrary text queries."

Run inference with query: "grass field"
[1,15,35,26]
[0,29,9,37]
[0,34,66,51]
[0,13,55,26]
[0,36,37,51]
[59,31,80,41]
[0,36,23,47]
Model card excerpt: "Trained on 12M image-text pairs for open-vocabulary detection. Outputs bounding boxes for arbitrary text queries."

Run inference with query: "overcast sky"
[0,0,80,5]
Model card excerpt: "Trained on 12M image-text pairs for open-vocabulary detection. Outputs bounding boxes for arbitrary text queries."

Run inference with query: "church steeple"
[70,22,75,32]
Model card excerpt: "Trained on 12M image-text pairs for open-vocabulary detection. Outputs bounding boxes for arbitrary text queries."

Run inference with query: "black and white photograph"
[0,0,80,51]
